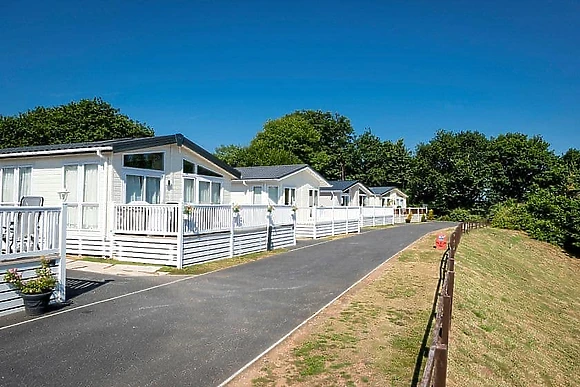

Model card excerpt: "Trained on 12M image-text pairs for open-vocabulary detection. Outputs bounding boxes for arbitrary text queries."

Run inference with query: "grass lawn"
[231,227,580,387]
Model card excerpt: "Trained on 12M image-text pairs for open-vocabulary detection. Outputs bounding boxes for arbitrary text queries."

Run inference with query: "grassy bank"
[448,228,580,386]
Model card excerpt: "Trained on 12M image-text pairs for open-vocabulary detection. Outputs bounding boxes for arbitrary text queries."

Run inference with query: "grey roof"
[320,180,358,192]
[0,134,241,178]
[236,164,308,180]
[370,186,408,198]
[370,186,396,195]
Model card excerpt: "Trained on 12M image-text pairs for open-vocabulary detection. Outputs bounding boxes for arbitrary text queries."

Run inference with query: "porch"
[67,204,297,268]
[0,205,67,316]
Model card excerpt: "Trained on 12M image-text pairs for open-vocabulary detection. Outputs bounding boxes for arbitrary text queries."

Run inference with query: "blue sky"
[1,0,578,154]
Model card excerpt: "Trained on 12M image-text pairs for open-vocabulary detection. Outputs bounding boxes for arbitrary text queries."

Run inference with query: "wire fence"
[418,220,489,387]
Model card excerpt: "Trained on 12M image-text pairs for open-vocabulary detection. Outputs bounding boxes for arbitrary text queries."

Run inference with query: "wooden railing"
[419,220,488,387]
[0,206,64,260]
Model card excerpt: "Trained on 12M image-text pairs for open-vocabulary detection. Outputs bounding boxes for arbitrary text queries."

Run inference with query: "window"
[198,165,222,178]
[283,187,296,205]
[184,178,195,203]
[123,153,164,171]
[125,175,161,204]
[359,194,367,207]
[64,164,99,230]
[183,160,195,174]
[267,186,279,204]
[1,166,32,205]
[341,194,350,207]
[252,186,262,204]
[308,189,319,207]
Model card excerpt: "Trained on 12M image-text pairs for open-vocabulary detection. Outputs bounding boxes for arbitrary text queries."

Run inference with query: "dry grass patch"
[448,228,580,387]
[231,229,451,387]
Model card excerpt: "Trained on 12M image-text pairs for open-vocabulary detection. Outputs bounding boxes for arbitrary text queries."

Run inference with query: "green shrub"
[421,214,427,222]
[444,208,484,222]
[427,209,435,221]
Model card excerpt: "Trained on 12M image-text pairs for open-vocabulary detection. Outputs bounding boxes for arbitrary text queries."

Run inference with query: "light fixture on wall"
[167,178,171,188]
[57,188,69,203]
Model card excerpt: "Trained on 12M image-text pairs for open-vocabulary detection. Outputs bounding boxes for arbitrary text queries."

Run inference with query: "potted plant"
[405,212,413,223]
[232,203,241,216]
[183,204,194,216]
[267,205,274,213]
[4,258,57,316]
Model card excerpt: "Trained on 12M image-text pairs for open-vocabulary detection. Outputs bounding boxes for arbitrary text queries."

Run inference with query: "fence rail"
[0,206,63,260]
[419,220,488,387]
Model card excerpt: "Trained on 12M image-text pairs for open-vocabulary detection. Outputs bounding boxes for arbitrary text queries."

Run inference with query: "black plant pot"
[20,291,52,316]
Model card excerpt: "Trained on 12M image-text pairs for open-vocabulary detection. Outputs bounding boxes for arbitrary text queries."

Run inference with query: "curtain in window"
[252,186,262,204]
[268,186,279,204]
[1,168,15,203]
[184,178,195,203]
[64,166,79,202]
[199,181,211,204]
[284,188,296,205]
[67,205,79,228]
[18,167,32,200]
[126,175,143,203]
[83,165,98,202]
[145,177,161,204]
[81,165,99,229]
[211,182,221,204]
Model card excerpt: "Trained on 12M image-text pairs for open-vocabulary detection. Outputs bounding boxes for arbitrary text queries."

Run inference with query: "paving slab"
[0,222,456,387]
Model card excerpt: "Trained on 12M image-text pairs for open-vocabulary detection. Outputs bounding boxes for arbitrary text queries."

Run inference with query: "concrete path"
[0,222,455,387]
[67,259,168,276]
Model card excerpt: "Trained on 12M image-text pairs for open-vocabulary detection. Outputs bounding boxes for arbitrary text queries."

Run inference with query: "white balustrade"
[114,204,180,235]
[0,206,62,260]
[184,204,231,234]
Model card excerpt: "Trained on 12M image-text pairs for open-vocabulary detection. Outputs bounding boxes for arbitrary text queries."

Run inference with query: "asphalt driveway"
[0,222,455,387]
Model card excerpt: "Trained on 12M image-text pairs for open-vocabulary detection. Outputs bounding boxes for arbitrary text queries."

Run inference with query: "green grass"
[448,228,580,387]
[158,249,288,275]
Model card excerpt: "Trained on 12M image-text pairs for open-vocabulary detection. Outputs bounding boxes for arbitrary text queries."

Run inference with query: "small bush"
[445,208,483,222]
[421,214,427,222]
[427,209,435,221]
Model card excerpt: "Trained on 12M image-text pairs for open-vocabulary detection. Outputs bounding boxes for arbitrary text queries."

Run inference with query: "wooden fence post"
[441,295,451,345]
[433,344,448,387]
[447,271,455,321]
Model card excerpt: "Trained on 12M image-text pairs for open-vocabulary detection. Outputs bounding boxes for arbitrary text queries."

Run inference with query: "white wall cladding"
[270,225,295,250]
[0,259,58,317]
[67,232,109,257]
[233,229,267,256]
[112,236,178,265]
[183,232,231,266]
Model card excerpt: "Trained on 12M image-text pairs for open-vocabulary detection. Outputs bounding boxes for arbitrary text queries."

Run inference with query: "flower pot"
[20,291,52,316]
[405,219,411,223]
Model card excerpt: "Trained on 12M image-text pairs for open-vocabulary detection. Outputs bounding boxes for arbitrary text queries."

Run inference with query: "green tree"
[410,130,493,214]
[488,133,558,202]
[214,144,249,167]
[350,130,411,187]
[0,98,154,148]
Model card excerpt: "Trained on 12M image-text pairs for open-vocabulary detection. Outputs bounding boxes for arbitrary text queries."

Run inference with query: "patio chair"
[1,196,44,254]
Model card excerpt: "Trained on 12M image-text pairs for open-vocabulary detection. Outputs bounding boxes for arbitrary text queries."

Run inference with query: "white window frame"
[182,158,224,204]
[62,163,100,230]
[122,151,166,171]
[267,185,280,205]
[123,171,164,204]
[0,165,33,206]
[252,185,263,205]
[308,189,319,207]
[283,187,296,206]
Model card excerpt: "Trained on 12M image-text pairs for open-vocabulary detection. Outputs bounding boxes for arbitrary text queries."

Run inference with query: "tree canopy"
[0,98,154,148]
